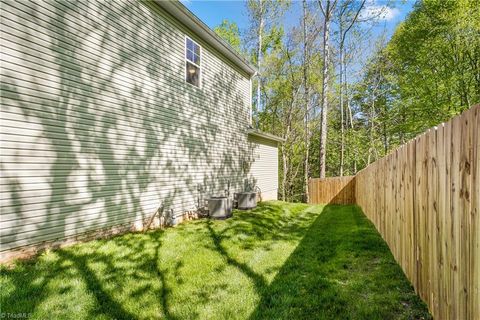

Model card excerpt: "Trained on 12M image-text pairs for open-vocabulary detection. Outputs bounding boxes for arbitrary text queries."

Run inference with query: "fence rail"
[355,105,479,320]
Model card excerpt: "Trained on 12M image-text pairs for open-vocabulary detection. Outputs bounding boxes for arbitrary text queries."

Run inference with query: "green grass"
[0,202,431,319]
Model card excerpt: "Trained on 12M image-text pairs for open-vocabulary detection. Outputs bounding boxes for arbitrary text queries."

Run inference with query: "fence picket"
[308,176,355,205]
[308,106,479,319]
[354,105,479,320]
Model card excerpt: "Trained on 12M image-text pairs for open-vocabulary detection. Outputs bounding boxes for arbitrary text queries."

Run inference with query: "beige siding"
[0,0,260,259]
[248,135,279,200]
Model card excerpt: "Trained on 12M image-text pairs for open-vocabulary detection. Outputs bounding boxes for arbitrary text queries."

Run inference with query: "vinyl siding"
[248,135,279,201]
[0,0,276,259]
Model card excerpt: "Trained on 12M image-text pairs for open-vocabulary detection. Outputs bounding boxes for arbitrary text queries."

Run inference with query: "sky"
[181,0,417,42]
[181,0,417,82]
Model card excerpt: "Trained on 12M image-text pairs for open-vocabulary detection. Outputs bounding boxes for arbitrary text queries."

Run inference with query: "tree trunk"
[302,0,310,203]
[319,0,331,178]
[337,0,365,175]
[339,28,344,177]
[257,2,263,114]
[383,98,388,154]
[368,95,375,165]
[346,62,357,173]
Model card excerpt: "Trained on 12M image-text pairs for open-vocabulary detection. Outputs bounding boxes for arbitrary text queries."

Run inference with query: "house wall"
[248,135,279,201]
[0,0,270,261]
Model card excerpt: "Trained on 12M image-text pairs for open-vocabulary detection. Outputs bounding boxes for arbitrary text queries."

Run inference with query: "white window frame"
[185,35,202,88]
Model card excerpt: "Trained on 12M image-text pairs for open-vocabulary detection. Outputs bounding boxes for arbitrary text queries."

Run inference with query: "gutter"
[247,128,286,143]
[155,0,257,78]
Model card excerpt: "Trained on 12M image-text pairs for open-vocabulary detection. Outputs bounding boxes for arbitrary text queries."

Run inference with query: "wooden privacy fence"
[355,105,479,320]
[308,176,355,204]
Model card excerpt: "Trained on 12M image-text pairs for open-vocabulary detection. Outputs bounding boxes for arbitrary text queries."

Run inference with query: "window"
[185,37,201,87]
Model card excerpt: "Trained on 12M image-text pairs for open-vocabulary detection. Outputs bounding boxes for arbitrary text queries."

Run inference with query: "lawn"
[0,202,431,319]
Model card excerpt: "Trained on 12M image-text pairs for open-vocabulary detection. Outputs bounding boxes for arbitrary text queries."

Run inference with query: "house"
[0,0,283,262]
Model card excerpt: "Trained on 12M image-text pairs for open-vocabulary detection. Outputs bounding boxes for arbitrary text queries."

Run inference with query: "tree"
[261,38,304,201]
[214,19,242,54]
[336,0,366,176]
[247,0,289,117]
[302,0,310,202]
[317,0,338,178]
[386,0,480,132]
[245,0,479,203]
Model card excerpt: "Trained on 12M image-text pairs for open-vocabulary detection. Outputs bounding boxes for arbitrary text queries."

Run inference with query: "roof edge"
[155,0,257,77]
[247,129,285,143]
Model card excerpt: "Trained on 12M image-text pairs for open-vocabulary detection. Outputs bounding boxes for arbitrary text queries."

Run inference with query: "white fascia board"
[156,0,257,78]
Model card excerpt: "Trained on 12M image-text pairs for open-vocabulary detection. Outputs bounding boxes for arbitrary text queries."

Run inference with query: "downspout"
[250,71,258,128]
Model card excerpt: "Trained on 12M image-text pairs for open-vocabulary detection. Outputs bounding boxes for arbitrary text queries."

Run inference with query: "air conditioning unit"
[235,192,257,210]
[208,196,232,219]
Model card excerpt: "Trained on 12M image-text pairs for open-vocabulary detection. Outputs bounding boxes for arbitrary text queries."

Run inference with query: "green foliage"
[385,0,480,131]
[214,19,242,53]
[263,26,284,53]
[249,0,479,199]
[343,0,480,177]
[1,203,430,319]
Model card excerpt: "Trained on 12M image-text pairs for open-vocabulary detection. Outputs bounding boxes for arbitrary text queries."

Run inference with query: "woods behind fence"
[309,105,479,320]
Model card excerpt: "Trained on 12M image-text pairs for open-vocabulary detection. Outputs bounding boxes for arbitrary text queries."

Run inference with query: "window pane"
[193,43,200,55]
[186,61,200,87]
[193,53,200,65]
[186,50,194,63]
[186,38,194,51]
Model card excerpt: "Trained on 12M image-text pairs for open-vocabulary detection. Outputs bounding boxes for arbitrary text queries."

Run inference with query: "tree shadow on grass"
[206,219,269,292]
[0,203,431,319]
[206,201,318,251]
[249,204,432,320]
[0,202,312,319]
[56,250,138,320]
[0,230,181,320]
[181,201,325,315]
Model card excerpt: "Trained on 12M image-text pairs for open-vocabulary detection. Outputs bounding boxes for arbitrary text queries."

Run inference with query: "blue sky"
[181,0,417,81]
[181,0,417,41]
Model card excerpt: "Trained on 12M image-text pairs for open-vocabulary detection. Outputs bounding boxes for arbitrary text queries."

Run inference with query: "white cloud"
[360,4,400,21]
